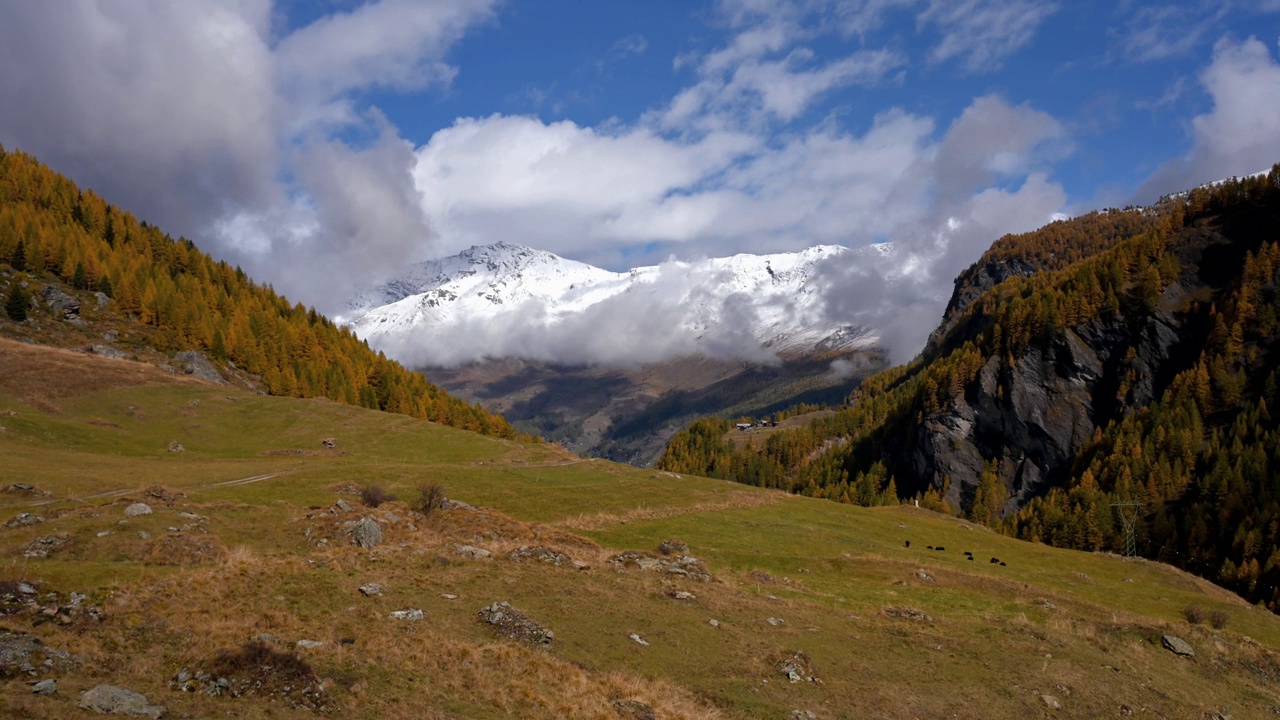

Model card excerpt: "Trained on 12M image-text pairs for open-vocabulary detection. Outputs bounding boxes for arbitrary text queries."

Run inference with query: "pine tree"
[5,284,30,321]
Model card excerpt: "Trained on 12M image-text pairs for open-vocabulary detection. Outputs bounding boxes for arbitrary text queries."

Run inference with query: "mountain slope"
[0,147,520,440]
[660,168,1280,611]
[2,340,1278,719]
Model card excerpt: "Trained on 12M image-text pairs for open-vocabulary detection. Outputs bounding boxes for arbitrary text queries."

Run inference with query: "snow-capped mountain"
[339,241,880,367]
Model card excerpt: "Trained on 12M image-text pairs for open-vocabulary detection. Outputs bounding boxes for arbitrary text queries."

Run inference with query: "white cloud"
[0,0,497,311]
[919,0,1058,72]
[1139,36,1280,199]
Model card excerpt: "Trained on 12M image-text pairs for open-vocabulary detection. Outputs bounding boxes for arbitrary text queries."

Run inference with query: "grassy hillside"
[0,146,521,441]
[660,168,1280,612]
[2,339,1278,719]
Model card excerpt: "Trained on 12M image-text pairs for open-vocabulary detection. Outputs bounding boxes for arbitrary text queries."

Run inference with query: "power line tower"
[1111,500,1144,558]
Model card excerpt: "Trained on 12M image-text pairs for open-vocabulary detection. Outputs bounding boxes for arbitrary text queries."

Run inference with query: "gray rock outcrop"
[124,502,152,517]
[477,601,553,645]
[349,517,383,548]
[40,285,80,319]
[78,684,166,718]
[174,350,227,385]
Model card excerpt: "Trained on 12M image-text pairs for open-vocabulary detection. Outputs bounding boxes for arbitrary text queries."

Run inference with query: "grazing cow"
[990,557,1000,564]
[935,547,945,552]
[967,556,974,561]
[1000,561,1007,566]
[904,540,911,548]
[927,545,934,550]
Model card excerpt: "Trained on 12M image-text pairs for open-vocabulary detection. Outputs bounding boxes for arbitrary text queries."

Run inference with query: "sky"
[1,0,1279,362]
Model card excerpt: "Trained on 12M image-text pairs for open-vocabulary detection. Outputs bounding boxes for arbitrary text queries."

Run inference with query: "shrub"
[413,482,446,516]
[1183,604,1205,625]
[360,484,396,508]
[210,641,315,684]
[1208,609,1229,630]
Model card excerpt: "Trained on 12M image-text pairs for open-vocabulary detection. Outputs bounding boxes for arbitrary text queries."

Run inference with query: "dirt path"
[2,472,289,509]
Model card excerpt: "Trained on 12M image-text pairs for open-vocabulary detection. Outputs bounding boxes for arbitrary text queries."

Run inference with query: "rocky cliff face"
[898,223,1219,511]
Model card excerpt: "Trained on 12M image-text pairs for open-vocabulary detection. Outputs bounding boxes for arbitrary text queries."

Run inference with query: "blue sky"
[1,0,1279,343]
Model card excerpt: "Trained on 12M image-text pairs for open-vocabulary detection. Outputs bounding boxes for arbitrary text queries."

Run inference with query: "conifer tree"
[5,284,29,321]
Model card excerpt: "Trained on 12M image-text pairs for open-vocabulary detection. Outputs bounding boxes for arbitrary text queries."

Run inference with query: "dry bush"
[414,482,446,516]
[1208,609,1229,630]
[360,484,397,508]
[1182,605,1205,624]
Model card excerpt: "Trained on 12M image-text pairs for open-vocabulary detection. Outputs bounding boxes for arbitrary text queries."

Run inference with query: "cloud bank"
[0,1,1274,367]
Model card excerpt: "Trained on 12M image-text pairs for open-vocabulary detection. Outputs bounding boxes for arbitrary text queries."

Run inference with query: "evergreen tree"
[5,284,30,321]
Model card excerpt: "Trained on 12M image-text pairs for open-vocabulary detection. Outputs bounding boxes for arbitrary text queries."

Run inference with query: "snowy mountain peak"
[341,242,880,367]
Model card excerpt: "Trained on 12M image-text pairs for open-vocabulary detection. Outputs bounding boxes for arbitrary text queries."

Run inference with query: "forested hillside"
[0,146,522,439]
[661,168,1280,611]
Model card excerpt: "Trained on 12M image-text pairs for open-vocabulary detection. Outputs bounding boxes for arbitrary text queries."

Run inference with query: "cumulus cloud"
[0,0,497,311]
[1138,36,1280,199]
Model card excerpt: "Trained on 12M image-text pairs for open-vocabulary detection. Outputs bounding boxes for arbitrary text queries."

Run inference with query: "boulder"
[5,513,44,528]
[40,285,80,319]
[776,651,818,683]
[321,437,337,448]
[94,291,110,309]
[388,609,424,622]
[174,350,227,385]
[124,502,152,517]
[23,534,70,558]
[349,517,383,548]
[78,684,166,718]
[456,544,492,559]
[32,678,57,695]
[1162,634,1195,658]
[167,441,184,453]
[508,545,570,566]
[358,583,383,597]
[613,699,657,720]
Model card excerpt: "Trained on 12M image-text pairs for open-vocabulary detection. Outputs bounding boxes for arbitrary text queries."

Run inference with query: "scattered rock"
[915,570,935,583]
[1162,634,1195,658]
[1041,694,1061,710]
[174,350,227,385]
[657,538,688,555]
[509,545,570,566]
[5,483,50,497]
[456,544,492,559]
[124,502,153,517]
[0,631,79,677]
[172,642,329,711]
[613,699,657,720]
[32,678,57,695]
[607,550,712,581]
[776,651,818,683]
[766,617,786,626]
[349,517,383,548]
[667,590,697,601]
[440,593,458,600]
[5,513,44,527]
[321,437,337,448]
[295,640,323,649]
[790,711,818,720]
[440,497,475,511]
[358,583,383,597]
[389,609,423,622]
[78,684,166,718]
[88,344,132,360]
[40,285,80,320]
[708,619,720,628]
[883,606,934,623]
[334,499,353,513]
[23,534,71,559]
[477,601,553,645]
[167,440,184,453]
[138,531,151,540]
[628,633,649,646]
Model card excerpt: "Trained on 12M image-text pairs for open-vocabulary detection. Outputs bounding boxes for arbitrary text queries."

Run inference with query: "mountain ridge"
[341,240,881,367]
